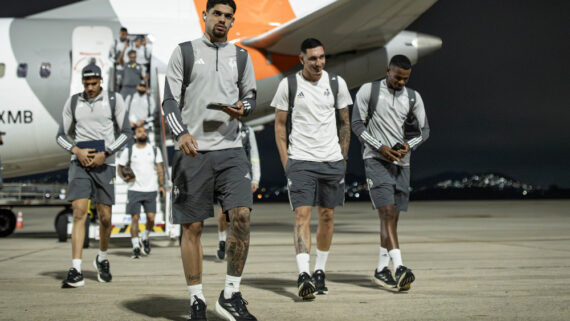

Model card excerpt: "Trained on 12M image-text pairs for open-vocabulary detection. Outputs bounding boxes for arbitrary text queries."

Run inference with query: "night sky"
[3,1,570,188]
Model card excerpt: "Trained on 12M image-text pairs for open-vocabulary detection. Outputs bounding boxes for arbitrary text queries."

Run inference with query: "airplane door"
[70,26,114,95]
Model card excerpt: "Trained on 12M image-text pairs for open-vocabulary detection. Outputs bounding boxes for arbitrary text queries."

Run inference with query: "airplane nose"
[414,32,442,59]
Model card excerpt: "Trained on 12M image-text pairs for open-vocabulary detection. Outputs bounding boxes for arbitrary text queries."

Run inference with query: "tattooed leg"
[226,207,251,277]
[180,221,204,285]
[294,206,312,254]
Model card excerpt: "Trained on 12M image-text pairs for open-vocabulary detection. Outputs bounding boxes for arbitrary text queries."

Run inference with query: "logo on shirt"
[324,88,330,96]
[229,57,237,68]
[194,58,205,65]
[297,91,305,98]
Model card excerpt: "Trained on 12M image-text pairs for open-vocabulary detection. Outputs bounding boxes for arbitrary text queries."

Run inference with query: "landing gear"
[0,209,16,237]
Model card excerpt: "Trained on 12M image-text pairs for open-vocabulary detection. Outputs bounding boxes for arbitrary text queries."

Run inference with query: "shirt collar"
[201,34,229,48]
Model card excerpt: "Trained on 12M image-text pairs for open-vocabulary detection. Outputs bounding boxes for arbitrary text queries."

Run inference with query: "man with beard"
[117,125,165,258]
[162,1,257,320]
[56,64,130,288]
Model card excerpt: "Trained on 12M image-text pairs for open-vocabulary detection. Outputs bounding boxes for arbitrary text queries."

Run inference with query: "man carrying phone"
[56,64,131,288]
[351,55,430,291]
[162,1,257,320]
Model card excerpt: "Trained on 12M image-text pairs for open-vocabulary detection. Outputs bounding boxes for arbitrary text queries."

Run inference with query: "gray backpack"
[69,92,119,137]
[365,80,420,139]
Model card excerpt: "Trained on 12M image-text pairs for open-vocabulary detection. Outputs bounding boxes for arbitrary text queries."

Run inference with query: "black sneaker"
[93,255,112,282]
[394,265,415,290]
[141,239,151,255]
[214,290,257,321]
[297,272,316,300]
[132,247,141,259]
[373,267,397,288]
[61,268,84,288]
[188,296,207,321]
[217,241,226,260]
[312,269,328,294]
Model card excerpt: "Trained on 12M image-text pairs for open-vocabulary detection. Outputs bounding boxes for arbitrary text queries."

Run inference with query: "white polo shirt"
[271,70,352,162]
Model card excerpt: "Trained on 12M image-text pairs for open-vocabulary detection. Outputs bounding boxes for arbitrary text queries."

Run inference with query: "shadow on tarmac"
[121,295,225,321]
[40,270,99,282]
[327,272,409,294]
[246,277,305,302]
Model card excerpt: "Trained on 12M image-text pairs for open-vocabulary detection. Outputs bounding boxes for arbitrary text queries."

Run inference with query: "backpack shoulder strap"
[127,144,133,167]
[328,73,339,108]
[178,41,194,110]
[366,80,381,126]
[147,94,151,117]
[153,146,158,163]
[285,73,297,145]
[108,91,118,132]
[70,93,81,125]
[406,87,416,116]
[235,45,248,87]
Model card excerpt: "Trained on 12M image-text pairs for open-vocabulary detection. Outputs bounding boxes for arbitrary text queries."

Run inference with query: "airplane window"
[17,63,28,78]
[40,63,51,78]
[0,63,5,78]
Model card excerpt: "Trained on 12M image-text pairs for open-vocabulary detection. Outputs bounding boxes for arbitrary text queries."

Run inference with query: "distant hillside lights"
[435,173,535,195]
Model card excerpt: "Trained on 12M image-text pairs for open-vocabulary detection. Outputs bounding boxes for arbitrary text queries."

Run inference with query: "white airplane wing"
[242,0,437,55]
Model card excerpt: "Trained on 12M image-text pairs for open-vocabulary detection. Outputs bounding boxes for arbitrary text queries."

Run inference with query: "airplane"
[0,0,442,179]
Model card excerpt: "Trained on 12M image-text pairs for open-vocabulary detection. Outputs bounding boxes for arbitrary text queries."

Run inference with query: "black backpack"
[285,72,340,145]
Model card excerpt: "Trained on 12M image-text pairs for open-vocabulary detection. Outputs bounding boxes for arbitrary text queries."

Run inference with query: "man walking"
[162,1,257,320]
[351,54,430,291]
[56,64,130,288]
[117,125,165,258]
[120,50,145,99]
[272,38,352,300]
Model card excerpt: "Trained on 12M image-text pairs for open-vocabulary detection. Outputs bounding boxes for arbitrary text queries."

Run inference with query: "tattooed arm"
[274,109,289,172]
[336,107,351,159]
[226,207,251,276]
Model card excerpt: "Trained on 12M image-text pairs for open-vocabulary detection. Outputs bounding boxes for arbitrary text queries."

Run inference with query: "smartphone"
[392,143,405,151]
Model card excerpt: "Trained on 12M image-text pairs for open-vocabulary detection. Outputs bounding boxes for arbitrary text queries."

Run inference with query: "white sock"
[224,275,241,299]
[296,253,310,275]
[218,230,227,242]
[188,284,205,305]
[72,259,82,273]
[389,249,403,270]
[131,237,140,249]
[97,250,108,262]
[314,249,329,272]
[377,247,390,272]
[142,230,150,240]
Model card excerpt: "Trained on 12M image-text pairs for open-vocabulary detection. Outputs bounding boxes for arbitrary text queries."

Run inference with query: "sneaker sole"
[298,281,316,300]
[373,276,397,289]
[61,280,84,288]
[214,300,237,321]
[397,271,415,290]
[92,260,111,283]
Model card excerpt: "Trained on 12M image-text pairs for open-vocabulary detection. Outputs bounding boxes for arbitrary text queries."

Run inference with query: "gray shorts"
[67,161,115,206]
[171,148,252,224]
[286,159,345,210]
[126,190,157,215]
[365,158,410,211]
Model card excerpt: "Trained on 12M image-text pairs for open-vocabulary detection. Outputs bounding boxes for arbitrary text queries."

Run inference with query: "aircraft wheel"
[55,210,72,242]
[0,209,16,237]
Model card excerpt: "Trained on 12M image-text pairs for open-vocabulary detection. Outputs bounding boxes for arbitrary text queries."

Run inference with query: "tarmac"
[1,200,569,321]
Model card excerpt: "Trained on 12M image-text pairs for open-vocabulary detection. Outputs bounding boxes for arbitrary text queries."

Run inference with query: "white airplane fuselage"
[0,0,441,178]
